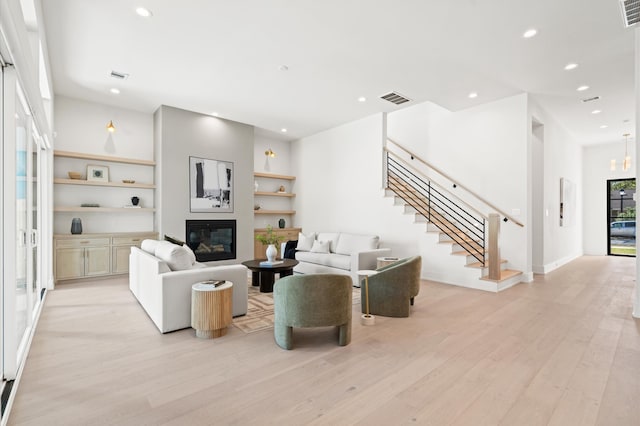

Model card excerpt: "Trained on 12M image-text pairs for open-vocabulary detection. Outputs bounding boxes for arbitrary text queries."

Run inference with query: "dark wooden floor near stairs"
[8,256,640,425]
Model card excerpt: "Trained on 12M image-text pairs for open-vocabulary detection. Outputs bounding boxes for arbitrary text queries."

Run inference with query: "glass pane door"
[607,178,636,256]
[15,92,29,352]
[29,124,40,321]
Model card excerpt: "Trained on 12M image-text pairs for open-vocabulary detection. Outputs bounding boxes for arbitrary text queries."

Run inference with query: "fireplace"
[186,220,236,262]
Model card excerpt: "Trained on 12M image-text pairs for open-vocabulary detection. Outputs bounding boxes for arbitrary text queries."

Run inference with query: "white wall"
[52,96,154,234]
[292,113,437,265]
[292,113,390,234]
[154,105,254,265]
[528,98,584,272]
[583,141,636,255]
[54,96,153,160]
[254,133,291,175]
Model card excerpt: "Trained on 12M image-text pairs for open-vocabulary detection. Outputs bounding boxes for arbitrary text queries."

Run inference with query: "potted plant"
[256,225,285,262]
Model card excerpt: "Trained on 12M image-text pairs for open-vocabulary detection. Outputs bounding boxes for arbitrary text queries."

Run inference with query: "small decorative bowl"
[68,172,82,179]
[122,179,135,184]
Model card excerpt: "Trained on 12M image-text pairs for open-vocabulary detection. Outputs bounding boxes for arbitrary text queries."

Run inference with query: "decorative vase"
[278,218,285,229]
[131,196,140,206]
[71,218,83,235]
[254,180,259,192]
[266,244,277,263]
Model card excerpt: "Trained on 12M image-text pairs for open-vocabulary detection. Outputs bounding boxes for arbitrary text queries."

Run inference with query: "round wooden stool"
[191,281,233,338]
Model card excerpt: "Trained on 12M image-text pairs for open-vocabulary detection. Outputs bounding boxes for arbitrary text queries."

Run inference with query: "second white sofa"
[282,232,391,286]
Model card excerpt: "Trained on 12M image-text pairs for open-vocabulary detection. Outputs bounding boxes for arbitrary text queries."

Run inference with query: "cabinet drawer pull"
[80,240,90,244]
[131,239,140,242]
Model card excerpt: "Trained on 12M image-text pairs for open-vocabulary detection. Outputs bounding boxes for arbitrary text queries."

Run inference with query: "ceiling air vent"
[110,70,129,80]
[582,96,600,103]
[380,92,411,105]
[620,0,640,28]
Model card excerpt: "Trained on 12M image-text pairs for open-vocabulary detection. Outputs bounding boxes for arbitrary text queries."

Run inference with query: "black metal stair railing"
[385,151,487,265]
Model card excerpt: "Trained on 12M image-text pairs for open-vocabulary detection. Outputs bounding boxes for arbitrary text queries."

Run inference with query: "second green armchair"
[361,256,422,318]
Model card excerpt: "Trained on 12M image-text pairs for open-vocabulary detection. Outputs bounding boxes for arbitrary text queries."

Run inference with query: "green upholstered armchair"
[273,274,352,350]
[361,256,422,318]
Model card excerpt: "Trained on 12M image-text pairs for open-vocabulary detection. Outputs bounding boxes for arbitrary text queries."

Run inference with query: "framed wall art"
[559,177,576,227]
[86,164,109,182]
[189,156,234,212]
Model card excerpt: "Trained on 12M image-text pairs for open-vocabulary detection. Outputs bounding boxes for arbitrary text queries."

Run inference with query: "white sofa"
[282,232,391,286]
[129,241,248,333]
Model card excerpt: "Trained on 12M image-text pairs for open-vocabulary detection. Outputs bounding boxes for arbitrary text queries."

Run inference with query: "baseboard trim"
[537,253,583,275]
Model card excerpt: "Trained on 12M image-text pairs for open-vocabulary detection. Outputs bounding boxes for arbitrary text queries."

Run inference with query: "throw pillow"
[310,240,331,253]
[297,232,316,251]
[316,232,340,253]
[164,234,185,246]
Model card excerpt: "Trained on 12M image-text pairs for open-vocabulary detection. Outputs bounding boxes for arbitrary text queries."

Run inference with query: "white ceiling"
[41,0,636,145]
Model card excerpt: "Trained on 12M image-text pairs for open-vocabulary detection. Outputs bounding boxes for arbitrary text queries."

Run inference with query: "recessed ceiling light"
[600,125,609,129]
[523,29,538,38]
[358,96,366,102]
[110,88,120,94]
[281,128,287,133]
[136,7,153,17]
[564,63,578,70]
[591,109,601,114]
[211,112,219,117]
[468,92,478,99]
[577,85,589,91]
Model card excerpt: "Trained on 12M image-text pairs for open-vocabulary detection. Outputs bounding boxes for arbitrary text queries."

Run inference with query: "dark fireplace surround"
[186,219,236,262]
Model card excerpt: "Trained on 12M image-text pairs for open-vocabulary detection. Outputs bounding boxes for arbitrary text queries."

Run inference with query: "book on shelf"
[259,260,283,266]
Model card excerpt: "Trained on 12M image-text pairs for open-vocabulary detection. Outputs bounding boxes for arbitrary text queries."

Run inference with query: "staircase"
[384,140,523,292]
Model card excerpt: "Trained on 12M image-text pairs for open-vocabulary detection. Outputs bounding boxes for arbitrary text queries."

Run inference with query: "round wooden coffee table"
[241,259,299,292]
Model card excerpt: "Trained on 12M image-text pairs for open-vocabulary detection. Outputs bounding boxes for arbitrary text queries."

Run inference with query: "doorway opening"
[607,178,636,256]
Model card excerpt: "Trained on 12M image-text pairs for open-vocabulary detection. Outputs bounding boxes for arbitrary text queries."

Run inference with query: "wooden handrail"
[386,138,525,227]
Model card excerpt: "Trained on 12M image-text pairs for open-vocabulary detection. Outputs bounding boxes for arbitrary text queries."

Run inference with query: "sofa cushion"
[155,241,194,271]
[310,240,331,253]
[334,233,379,255]
[317,232,340,253]
[141,239,161,255]
[295,251,351,271]
[297,232,316,251]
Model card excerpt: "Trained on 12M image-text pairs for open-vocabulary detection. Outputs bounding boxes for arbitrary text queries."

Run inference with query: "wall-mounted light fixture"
[265,148,276,158]
[106,120,116,133]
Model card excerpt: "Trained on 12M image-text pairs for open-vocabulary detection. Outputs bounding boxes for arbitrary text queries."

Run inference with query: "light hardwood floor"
[8,256,640,425]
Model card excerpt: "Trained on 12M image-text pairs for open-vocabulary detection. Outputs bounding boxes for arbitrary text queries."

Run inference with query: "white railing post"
[488,213,500,280]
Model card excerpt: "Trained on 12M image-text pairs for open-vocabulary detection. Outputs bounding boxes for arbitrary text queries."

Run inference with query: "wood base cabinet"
[254,228,301,259]
[54,232,157,282]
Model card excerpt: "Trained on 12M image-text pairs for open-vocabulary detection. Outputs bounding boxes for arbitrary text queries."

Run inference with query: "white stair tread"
[480,269,522,283]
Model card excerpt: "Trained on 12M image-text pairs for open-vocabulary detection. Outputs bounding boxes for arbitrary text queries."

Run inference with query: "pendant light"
[611,133,632,171]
